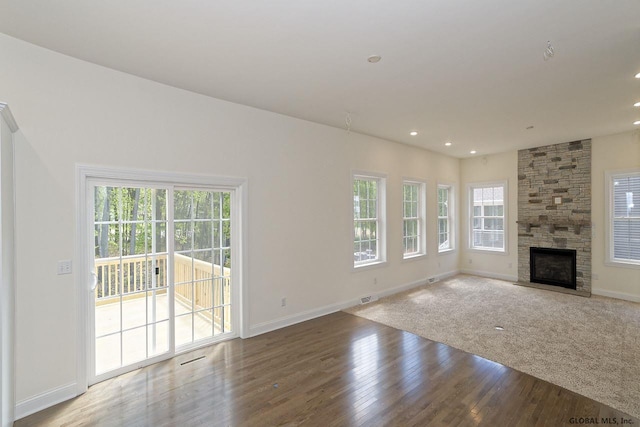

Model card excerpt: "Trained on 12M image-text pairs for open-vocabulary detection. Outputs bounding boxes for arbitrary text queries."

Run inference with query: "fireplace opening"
[530,247,577,289]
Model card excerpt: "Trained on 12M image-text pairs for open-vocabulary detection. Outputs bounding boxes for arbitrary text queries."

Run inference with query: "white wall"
[0,107,17,427]
[459,151,518,281]
[591,131,640,301]
[0,33,460,410]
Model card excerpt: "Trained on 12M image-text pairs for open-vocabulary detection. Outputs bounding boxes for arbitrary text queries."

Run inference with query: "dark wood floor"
[16,312,637,426]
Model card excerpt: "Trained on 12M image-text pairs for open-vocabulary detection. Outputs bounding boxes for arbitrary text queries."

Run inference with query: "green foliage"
[94,187,232,269]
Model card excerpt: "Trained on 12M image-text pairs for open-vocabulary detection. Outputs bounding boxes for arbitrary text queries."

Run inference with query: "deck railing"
[95,253,231,331]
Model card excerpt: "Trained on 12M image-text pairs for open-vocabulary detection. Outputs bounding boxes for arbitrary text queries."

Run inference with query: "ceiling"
[1,0,639,158]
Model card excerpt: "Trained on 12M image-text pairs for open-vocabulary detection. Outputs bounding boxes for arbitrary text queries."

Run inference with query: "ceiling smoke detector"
[367,55,382,63]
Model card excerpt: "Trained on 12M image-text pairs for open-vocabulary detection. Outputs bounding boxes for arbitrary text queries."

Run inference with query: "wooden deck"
[95,293,218,373]
[15,311,637,426]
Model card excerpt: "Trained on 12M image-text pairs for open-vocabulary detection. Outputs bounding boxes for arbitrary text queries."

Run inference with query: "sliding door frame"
[75,164,248,394]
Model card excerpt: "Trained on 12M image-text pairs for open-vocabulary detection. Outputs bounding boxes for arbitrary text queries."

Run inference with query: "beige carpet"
[344,274,640,418]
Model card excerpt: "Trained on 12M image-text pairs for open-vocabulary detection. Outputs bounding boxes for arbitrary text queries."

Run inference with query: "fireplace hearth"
[530,247,577,290]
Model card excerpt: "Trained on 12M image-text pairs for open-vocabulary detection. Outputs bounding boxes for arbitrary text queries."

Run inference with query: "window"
[469,182,507,252]
[353,174,386,267]
[403,180,426,258]
[438,184,454,252]
[608,171,640,266]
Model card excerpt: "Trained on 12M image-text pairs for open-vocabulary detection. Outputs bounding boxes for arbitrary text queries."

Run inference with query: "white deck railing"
[95,253,231,331]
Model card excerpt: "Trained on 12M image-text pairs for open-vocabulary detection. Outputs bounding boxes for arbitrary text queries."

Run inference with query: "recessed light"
[470,150,477,154]
[494,326,504,331]
[410,131,418,136]
[636,72,640,79]
[635,121,640,125]
[635,102,640,107]
[367,55,382,63]
[445,142,452,146]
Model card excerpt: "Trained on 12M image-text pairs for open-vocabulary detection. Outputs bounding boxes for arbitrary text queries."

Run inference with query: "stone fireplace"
[517,140,591,296]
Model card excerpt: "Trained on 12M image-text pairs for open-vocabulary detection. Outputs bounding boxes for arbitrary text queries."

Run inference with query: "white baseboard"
[591,288,640,303]
[376,278,426,299]
[460,269,518,282]
[375,269,459,299]
[249,300,358,337]
[438,269,460,281]
[15,382,77,421]
[249,271,461,338]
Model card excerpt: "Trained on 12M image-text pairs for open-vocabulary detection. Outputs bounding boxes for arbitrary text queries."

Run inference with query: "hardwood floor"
[15,312,637,426]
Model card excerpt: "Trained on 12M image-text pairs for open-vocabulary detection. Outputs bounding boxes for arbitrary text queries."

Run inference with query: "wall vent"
[360,296,372,304]
[180,355,206,366]
[427,276,438,284]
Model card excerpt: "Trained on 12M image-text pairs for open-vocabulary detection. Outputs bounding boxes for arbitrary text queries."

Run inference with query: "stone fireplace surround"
[517,139,591,296]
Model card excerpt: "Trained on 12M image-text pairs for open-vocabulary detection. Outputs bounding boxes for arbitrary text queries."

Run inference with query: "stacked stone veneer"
[517,139,591,294]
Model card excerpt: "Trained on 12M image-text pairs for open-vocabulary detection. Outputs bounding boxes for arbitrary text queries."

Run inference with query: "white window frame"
[437,183,455,253]
[402,179,427,260]
[605,169,640,269]
[352,172,386,269]
[468,181,508,253]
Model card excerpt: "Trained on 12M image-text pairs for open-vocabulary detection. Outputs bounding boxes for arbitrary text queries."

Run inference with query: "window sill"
[437,248,456,255]
[467,247,509,255]
[402,253,427,263]
[353,260,388,272]
[605,260,640,270]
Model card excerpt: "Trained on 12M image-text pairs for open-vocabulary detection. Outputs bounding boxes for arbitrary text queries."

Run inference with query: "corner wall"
[460,151,518,281]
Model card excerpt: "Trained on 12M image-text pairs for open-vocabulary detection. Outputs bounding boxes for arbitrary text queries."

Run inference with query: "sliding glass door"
[173,189,233,346]
[90,182,235,384]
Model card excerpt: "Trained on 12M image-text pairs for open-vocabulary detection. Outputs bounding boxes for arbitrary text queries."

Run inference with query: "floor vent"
[360,296,373,304]
[180,355,206,366]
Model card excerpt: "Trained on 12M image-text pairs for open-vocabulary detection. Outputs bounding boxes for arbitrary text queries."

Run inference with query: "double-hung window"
[353,173,386,267]
[469,182,507,252]
[402,180,426,258]
[438,184,454,252]
[607,170,640,266]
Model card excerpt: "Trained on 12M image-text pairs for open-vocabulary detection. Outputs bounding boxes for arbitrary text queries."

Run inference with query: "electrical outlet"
[281,297,286,307]
[469,258,473,264]
[373,277,377,285]
[593,273,599,280]
[57,260,72,275]
[508,262,513,269]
